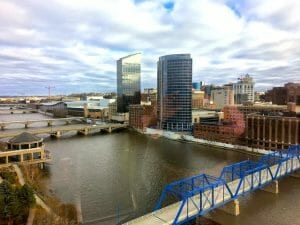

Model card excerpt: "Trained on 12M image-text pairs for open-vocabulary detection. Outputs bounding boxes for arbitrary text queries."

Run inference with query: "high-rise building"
[117,53,141,113]
[233,74,255,104]
[157,54,192,131]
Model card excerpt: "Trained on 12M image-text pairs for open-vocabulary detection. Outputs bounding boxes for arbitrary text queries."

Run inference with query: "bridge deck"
[123,146,300,225]
[0,123,127,138]
[0,117,84,125]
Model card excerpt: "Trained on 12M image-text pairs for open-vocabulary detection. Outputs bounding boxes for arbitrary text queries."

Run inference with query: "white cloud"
[0,0,299,95]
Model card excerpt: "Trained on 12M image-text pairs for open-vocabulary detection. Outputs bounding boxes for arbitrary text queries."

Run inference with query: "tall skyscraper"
[233,74,255,104]
[117,53,141,113]
[157,54,192,131]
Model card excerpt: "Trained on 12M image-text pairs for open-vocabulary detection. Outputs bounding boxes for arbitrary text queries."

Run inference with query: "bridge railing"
[152,145,300,225]
[154,174,220,210]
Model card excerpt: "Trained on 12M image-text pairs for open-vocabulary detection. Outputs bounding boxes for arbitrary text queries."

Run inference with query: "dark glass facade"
[157,54,192,131]
[117,53,141,113]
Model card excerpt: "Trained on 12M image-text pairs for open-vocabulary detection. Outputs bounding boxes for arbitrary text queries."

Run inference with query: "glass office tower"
[157,54,192,131]
[117,53,141,113]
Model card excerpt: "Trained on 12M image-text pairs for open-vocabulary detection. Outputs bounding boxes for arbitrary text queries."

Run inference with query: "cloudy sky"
[0,0,299,95]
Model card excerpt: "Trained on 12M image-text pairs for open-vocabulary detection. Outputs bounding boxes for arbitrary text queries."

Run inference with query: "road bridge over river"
[0,108,38,114]
[0,117,85,130]
[0,122,127,139]
[123,145,300,225]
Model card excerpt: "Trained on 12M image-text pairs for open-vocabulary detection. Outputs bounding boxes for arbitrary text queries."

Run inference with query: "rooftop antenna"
[45,85,55,102]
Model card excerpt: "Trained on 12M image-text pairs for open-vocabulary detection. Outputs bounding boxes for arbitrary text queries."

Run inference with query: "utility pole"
[45,86,55,102]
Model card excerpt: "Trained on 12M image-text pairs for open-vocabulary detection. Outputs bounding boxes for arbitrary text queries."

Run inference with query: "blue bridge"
[123,145,300,225]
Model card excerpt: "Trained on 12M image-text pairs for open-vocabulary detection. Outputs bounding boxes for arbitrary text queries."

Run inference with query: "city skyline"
[1,0,300,95]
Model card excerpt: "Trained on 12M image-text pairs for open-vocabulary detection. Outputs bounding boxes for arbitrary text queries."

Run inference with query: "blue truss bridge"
[123,145,300,225]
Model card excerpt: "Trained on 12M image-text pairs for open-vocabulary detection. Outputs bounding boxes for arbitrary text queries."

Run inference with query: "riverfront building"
[0,132,50,167]
[193,106,245,144]
[193,122,245,144]
[157,54,192,131]
[246,114,300,150]
[129,105,157,131]
[67,98,115,119]
[117,53,141,113]
[40,101,68,117]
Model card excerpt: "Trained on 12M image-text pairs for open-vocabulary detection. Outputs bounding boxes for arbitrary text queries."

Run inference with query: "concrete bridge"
[0,117,85,130]
[123,145,300,225]
[0,108,38,114]
[0,104,27,108]
[0,123,128,139]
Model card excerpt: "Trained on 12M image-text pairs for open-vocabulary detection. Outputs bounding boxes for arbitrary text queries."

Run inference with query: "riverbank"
[133,127,269,156]
[23,164,82,224]
[2,164,81,225]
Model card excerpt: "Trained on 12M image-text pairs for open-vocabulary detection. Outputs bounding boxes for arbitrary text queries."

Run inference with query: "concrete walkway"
[26,207,36,225]
[13,164,25,185]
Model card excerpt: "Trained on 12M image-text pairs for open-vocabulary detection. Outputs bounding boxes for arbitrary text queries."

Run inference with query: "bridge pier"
[108,126,112,133]
[78,128,89,136]
[217,199,240,216]
[25,122,32,129]
[51,131,62,138]
[47,121,52,126]
[261,181,279,194]
[1,125,5,130]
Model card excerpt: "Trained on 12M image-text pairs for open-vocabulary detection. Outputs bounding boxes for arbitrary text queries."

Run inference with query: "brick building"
[193,107,245,144]
[246,114,300,150]
[129,105,157,130]
[265,83,300,105]
[223,106,245,127]
[193,123,244,144]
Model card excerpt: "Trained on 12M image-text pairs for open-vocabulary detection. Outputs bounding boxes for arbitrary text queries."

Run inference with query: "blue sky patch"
[163,1,174,11]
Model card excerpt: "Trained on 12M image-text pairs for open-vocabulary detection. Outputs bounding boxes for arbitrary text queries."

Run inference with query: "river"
[0,113,299,225]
